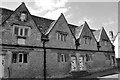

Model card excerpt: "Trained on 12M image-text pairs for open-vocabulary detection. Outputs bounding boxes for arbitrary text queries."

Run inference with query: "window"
[83,36,92,45]
[56,31,67,41]
[13,25,30,45]
[19,53,23,62]
[19,53,28,63]
[12,53,17,63]
[14,27,19,35]
[84,37,87,44]
[14,25,30,37]
[86,54,93,61]
[24,54,28,63]
[102,39,108,46]
[12,52,28,63]
[58,53,68,62]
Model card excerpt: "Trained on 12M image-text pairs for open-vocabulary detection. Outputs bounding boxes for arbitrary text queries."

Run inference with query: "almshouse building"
[0,2,117,78]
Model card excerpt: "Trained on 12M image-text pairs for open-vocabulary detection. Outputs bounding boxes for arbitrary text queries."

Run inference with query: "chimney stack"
[109,31,114,43]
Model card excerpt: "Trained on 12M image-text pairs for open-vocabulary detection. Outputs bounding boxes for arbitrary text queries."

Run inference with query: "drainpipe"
[75,39,80,50]
[41,34,49,80]
[8,67,10,80]
[97,42,101,51]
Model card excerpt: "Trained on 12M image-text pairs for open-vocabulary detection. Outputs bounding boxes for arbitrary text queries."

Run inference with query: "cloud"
[66,14,72,19]
[102,21,117,27]
[34,0,67,11]
[78,16,94,25]
[43,8,68,20]
[28,0,69,19]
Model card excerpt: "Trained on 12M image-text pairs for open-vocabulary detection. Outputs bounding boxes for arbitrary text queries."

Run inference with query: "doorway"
[71,56,77,71]
[78,56,85,70]
[0,54,4,78]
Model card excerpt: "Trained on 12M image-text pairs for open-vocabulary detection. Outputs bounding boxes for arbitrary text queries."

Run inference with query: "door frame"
[70,55,77,71]
[78,56,85,70]
[0,54,5,78]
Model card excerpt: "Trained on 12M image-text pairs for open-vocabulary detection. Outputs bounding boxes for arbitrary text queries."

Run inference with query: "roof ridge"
[1,7,80,29]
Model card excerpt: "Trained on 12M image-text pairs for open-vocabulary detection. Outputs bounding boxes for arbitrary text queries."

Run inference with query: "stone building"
[0,2,116,78]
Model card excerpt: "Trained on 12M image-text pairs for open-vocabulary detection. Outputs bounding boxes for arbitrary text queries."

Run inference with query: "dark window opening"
[20,28,23,36]
[56,31,68,41]
[86,54,92,61]
[25,28,28,36]
[14,27,19,35]
[24,54,27,63]
[58,53,68,62]
[14,25,29,37]
[61,54,64,62]
[12,53,17,63]
[19,54,23,62]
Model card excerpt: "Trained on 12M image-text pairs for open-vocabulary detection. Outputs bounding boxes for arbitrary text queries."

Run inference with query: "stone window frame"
[86,53,93,62]
[56,31,68,42]
[58,53,69,63]
[12,51,28,63]
[13,25,30,37]
[83,36,92,45]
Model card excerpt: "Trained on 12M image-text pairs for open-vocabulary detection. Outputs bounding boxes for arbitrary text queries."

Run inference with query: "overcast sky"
[0,0,119,36]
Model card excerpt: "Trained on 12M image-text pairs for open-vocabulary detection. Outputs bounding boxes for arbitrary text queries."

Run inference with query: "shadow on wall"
[116,58,120,72]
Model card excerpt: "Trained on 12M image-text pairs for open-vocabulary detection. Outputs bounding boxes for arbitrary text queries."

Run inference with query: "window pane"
[57,32,60,40]
[23,54,27,63]
[14,27,19,35]
[25,28,28,36]
[61,34,63,41]
[86,54,89,61]
[19,54,23,62]
[65,54,67,62]
[64,35,67,41]
[58,53,60,62]
[20,28,23,36]
[12,53,17,63]
[61,54,64,62]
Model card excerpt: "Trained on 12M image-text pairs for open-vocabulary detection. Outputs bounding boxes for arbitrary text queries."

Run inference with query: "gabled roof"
[0,8,13,24]
[44,13,77,40]
[76,21,98,44]
[32,15,54,34]
[93,29,102,41]
[0,5,77,37]
[93,27,113,46]
[75,24,83,39]
[68,24,78,35]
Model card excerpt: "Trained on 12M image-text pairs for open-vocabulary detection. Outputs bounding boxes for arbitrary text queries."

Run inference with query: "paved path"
[98,74,119,80]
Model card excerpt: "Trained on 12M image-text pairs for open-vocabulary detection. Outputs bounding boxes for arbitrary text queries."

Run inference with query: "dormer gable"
[45,13,75,49]
[1,2,42,46]
[98,27,113,51]
[76,21,97,50]
[2,2,35,26]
